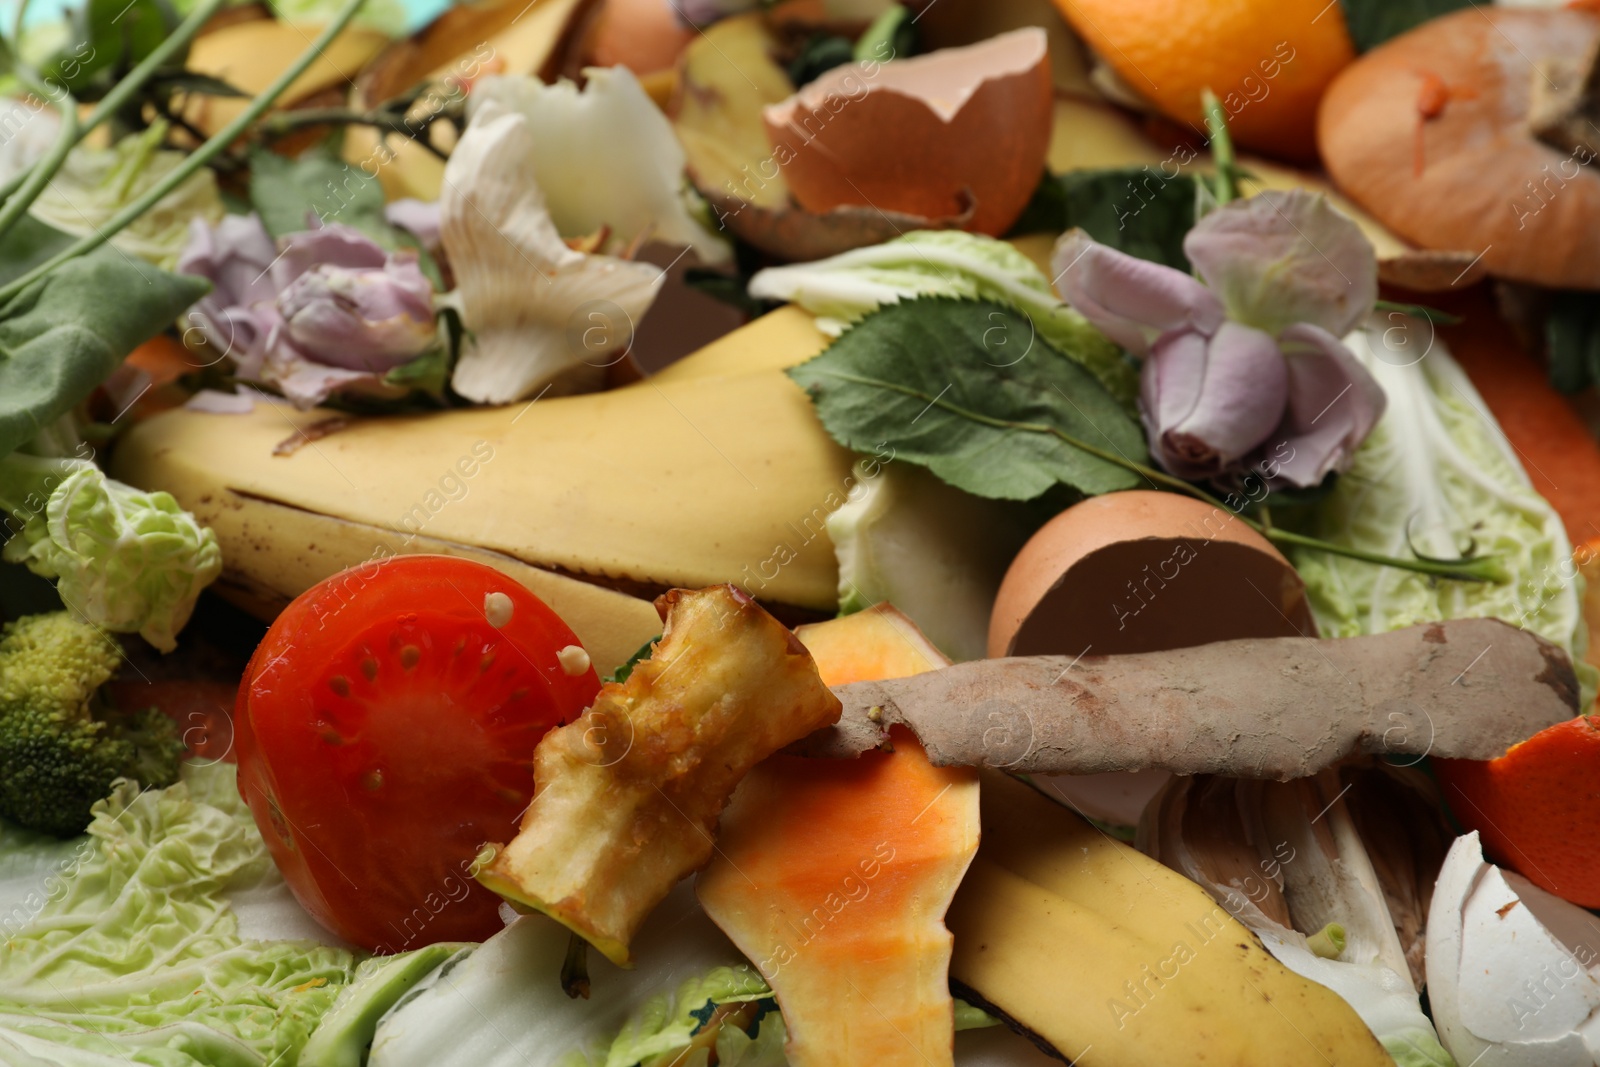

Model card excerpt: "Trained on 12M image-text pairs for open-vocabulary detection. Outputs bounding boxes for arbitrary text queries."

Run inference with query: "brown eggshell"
[762,27,1052,237]
[988,490,1316,658]
[1318,7,1600,289]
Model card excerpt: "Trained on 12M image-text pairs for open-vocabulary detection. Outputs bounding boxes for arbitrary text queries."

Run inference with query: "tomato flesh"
[234,556,599,950]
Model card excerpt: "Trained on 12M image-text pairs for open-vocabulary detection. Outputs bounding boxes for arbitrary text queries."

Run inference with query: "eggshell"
[587,0,694,76]
[988,490,1316,658]
[1425,831,1600,1067]
[762,27,1052,236]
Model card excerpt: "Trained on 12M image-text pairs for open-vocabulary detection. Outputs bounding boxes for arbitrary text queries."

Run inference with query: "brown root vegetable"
[477,585,841,965]
[762,28,1052,236]
[794,617,1578,777]
[1318,7,1600,289]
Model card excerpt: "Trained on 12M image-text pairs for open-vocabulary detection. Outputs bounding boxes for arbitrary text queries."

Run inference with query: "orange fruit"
[1435,715,1600,908]
[1053,0,1356,161]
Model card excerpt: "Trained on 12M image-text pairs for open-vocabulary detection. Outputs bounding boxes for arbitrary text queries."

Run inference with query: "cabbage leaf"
[1292,322,1595,703]
[0,763,355,1066]
[749,230,1136,406]
[31,123,224,270]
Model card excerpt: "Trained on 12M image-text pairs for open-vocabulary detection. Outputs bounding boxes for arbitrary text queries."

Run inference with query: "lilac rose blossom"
[1052,190,1385,489]
[178,215,437,408]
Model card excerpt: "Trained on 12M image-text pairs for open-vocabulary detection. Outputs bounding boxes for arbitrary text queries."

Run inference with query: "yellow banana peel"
[112,308,853,675]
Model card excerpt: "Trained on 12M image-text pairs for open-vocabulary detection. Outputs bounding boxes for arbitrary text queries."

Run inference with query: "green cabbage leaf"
[1291,323,1595,703]
[0,762,361,1066]
[748,230,1136,406]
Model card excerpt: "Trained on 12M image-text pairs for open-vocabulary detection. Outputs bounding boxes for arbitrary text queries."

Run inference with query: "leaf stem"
[0,0,370,304]
[817,369,1506,584]
[1201,88,1240,205]
[560,932,590,1000]
[0,0,230,209]
[0,74,78,244]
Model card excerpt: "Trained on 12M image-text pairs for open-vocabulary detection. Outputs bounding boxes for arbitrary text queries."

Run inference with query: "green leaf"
[1545,289,1600,395]
[1007,168,1198,269]
[1058,168,1197,271]
[44,0,180,96]
[0,248,208,458]
[0,215,77,288]
[1338,0,1471,52]
[605,636,660,685]
[250,145,443,286]
[788,297,1146,501]
[249,144,391,239]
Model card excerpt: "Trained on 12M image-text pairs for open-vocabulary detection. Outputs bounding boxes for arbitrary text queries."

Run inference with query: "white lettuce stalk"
[1292,320,1595,705]
[439,104,665,405]
[1140,769,1456,1066]
[468,68,729,265]
[748,230,1135,404]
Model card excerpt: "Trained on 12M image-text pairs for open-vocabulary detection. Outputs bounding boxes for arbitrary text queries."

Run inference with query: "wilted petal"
[277,256,437,371]
[178,213,278,307]
[469,67,729,264]
[1141,321,1288,480]
[1185,190,1378,339]
[1254,323,1387,488]
[270,223,389,290]
[1052,230,1224,356]
[385,198,442,254]
[441,106,665,405]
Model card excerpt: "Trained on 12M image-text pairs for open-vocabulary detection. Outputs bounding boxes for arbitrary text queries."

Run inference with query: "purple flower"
[1053,190,1385,489]
[178,215,439,408]
[278,260,436,371]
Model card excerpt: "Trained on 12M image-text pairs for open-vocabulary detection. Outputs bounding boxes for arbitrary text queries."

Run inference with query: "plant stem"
[254,103,457,160]
[560,933,590,1000]
[1201,88,1240,205]
[820,370,1507,584]
[0,0,370,303]
[0,0,229,209]
[0,75,78,243]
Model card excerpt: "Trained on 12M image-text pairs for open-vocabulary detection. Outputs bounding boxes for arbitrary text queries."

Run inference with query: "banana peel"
[947,771,1392,1066]
[343,0,595,202]
[111,308,853,676]
[182,19,392,138]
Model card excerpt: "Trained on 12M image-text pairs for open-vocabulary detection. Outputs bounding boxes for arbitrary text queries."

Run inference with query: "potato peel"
[793,617,1577,778]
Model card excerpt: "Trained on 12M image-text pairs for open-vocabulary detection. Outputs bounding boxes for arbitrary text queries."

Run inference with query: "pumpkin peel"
[697,606,980,1067]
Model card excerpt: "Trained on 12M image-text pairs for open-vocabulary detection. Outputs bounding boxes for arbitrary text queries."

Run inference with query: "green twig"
[1373,299,1463,326]
[818,370,1508,584]
[0,0,229,209]
[253,102,460,160]
[1201,88,1241,206]
[560,933,590,1000]
[0,0,371,304]
[0,70,78,243]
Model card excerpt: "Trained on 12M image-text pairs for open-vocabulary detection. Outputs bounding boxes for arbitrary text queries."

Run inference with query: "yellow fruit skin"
[947,772,1392,1066]
[110,308,853,675]
[1055,0,1354,161]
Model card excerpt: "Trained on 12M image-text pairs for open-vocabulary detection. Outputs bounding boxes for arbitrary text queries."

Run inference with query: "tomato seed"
[328,675,351,697]
[400,645,421,670]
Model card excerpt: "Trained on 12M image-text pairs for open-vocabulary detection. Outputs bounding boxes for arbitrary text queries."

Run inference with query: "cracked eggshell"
[987,489,1316,658]
[762,28,1052,236]
[1426,831,1600,1067]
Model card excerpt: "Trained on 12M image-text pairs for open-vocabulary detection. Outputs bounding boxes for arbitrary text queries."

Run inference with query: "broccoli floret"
[0,612,185,837]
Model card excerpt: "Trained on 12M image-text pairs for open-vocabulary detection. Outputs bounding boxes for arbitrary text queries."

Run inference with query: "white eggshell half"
[1426,831,1600,1067]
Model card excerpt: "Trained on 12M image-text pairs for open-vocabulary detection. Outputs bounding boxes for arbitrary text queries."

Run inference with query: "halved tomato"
[234,555,599,950]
